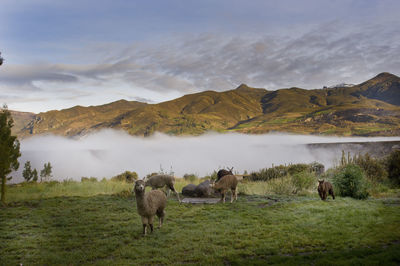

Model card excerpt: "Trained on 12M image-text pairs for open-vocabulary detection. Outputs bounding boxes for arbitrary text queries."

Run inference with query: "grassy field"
[1,180,399,265]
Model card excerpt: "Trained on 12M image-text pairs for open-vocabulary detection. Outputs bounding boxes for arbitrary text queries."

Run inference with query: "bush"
[354,153,387,183]
[291,171,316,194]
[81,177,98,182]
[386,150,400,186]
[287,164,309,176]
[183,174,198,183]
[333,164,369,199]
[249,165,287,181]
[309,162,325,176]
[111,171,138,183]
[269,176,296,195]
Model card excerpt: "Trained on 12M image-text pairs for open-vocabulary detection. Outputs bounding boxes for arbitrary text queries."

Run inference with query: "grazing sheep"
[318,179,335,200]
[134,180,167,235]
[216,167,234,182]
[210,175,238,203]
[145,174,181,202]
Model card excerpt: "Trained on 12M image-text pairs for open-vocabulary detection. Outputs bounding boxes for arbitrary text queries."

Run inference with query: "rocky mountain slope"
[12,72,400,137]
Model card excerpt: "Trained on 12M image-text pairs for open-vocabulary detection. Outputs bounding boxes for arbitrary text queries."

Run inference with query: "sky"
[1,0,400,113]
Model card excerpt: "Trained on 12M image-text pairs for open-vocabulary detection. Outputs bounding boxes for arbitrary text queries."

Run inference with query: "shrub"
[269,176,296,195]
[333,164,369,199]
[291,171,316,194]
[111,171,138,183]
[183,174,198,183]
[354,153,387,183]
[386,150,400,186]
[81,177,98,182]
[249,165,287,181]
[309,162,325,176]
[287,164,309,176]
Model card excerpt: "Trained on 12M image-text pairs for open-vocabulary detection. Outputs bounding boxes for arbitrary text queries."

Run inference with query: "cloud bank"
[11,130,400,183]
[1,20,400,113]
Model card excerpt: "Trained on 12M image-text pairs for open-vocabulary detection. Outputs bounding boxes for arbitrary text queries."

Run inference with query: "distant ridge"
[11,72,400,137]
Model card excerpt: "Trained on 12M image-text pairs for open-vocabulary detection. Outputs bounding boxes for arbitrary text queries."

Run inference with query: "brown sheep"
[210,175,238,203]
[145,174,181,202]
[318,179,335,200]
[134,180,167,235]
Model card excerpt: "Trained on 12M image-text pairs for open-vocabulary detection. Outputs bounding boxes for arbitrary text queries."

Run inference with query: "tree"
[40,162,52,182]
[0,105,21,204]
[32,169,38,182]
[22,161,34,182]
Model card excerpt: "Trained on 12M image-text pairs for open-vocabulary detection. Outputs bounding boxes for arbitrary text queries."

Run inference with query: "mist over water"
[12,130,400,183]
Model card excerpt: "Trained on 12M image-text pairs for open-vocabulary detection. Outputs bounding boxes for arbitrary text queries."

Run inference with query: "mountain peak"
[236,83,251,90]
[371,72,399,82]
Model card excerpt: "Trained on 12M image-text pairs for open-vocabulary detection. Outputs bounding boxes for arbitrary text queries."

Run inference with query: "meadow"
[1,178,399,265]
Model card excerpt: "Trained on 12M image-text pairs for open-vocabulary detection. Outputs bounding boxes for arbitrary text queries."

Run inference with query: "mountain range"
[11,72,400,138]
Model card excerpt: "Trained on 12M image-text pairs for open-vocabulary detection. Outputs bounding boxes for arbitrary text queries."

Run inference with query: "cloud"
[1,21,400,113]
[11,130,400,183]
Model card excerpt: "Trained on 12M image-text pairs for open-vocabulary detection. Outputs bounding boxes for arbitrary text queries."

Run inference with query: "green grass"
[1,181,399,265]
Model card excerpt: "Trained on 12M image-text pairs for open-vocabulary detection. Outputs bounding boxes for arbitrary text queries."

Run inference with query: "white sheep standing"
[134,180,167,235]
[144,174,181,202]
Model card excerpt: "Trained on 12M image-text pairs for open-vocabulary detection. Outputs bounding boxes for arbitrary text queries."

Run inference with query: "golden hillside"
[13,72,400,137]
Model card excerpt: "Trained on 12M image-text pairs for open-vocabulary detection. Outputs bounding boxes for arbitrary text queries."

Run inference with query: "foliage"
[22,161,35,182]
[32,169,38,182]
[287,164,309,176]
[183,173,198,183]
[0,106,21,203]
[81,177,98,182]
[111,171,138,183]
[386,150,400,186]
[333,164,369,199]
[291,171,316,194]
[40,162,52,182]
[309,161,325,176]
[248,165,287,181]
[351,152,387,182]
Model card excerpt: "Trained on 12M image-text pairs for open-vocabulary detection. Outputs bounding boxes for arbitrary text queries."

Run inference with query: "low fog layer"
[12,130,400,183]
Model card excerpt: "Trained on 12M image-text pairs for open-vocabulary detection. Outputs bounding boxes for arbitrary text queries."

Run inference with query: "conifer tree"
[0,105,21,204]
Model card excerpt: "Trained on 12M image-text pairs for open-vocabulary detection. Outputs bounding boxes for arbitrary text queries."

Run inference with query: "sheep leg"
[231,189,237,203]
[142,224,147,235]
[168,184,181,202]
[149,216,154,233]
[330,189,335,200]
[220,191,226,203]
[141,217,149,235]
[157,209,165,228]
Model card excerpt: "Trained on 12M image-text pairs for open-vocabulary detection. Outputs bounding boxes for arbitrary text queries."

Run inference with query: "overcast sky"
[1,0,400,113]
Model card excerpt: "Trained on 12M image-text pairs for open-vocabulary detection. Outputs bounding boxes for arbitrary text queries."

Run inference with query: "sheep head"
[134,180,146,193]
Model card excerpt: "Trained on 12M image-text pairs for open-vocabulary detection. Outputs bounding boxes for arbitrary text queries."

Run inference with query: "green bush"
[333,164,369,199]
[354,153,387,183]
[249,165,287,181]
[183,173,198,183]
[291,171,316,193]
[386,150,400,186]
[81,177,98,182]
[111,171,138,183]
[287,164,309,176]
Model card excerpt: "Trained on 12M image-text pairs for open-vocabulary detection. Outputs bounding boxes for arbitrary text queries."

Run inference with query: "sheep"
[318,179,335,200]
[210,174,238,203]
[144,174,181,202]
[134,180,167,235]
[216,167,234,182]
